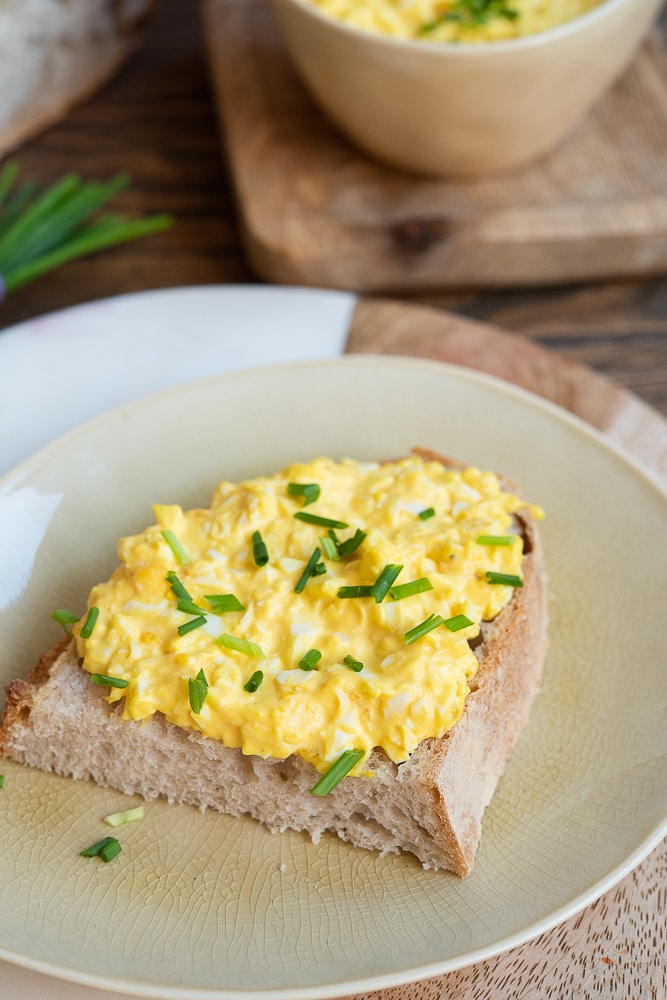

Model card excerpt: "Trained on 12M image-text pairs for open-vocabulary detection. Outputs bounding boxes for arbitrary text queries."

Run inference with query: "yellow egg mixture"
[76,456,541,776]
[305,0,602,43]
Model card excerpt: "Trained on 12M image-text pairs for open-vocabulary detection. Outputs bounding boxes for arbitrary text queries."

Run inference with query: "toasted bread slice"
[0,455,547,875]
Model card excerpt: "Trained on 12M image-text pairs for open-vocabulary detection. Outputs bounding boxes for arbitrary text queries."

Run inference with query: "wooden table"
[0,2,664,998]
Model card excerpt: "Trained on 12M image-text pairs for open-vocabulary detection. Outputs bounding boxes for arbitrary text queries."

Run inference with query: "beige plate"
[0,356,665,998]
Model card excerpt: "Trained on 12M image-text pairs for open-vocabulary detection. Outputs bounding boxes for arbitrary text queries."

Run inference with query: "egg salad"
[75,456,542,780]
[304,0,602,43]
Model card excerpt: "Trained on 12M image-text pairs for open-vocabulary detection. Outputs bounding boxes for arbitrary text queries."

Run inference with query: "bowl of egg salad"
[268,0,664,175]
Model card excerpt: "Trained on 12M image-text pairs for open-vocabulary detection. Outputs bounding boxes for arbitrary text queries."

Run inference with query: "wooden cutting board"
[341,299,667,999]
[204,0,667,293]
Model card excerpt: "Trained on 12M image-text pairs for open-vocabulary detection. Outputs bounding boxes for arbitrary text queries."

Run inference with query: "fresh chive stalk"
[336,529,366,556]
[244,670,264,692]
[0,775,4,789]
[79,606,99,638]
[252,530,269,567]
[104,806,145,828]
[418,507,436,520]
[486,571,523,587]
[311,562,327,577]
[294,512,349,529]
[337,585,373,599]
[178,615,207,636]
[299,648,322,671]
[404,614,445,645]
[476,535,514,546]
[166,571,191,601]
[343,655,364,673]
[390,577,434,600]
[287,482,321,506]
[216,633,265,657]
[444,614,474,632]
[371,564,403,604]
[311,749,365,796]
[177,597,207,617]
[294,547,322,594]
[319,535,341,562]
[90,674,129,689]
[204,594,246,613]
[80,836,122,862]
[161,529,191,565]
[188,668,209,713]
[51,608,80,634]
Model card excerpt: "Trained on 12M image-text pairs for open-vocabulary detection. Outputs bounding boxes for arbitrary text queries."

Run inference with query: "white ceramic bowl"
[268,0,664,176]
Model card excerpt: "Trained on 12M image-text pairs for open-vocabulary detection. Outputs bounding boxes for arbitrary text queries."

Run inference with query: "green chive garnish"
[311,561,327,576]
[404,614,445,645]
[0,776,4,789]
[80,836,121,862]
[166,571,191,601]
[337,585,373,599]
[50,608,80,634]
[343,655,364,673]
[299,648,322,671]
[294,547,322,594]
[418,507,436,520]
[252,530,269,567]
[444,614,474,632]
[104,806,144,828]
[244,670,264,692]
[371,564,403,604]
[337,529,367,556]
[294,512,349,529]
[216,633,265,657]
[188,668,208,713]
[79,606,99,638]
[486,572,523,587]
[287,482,321,506]
[177,597,208,617]
[204,594,246,613]
[311,749,365,796]
[390,577,434,600]
[319,535,341,561]
[477,535,514,546]
[161,529,191,565]
[90,674,129,689]
[178,615,207,636]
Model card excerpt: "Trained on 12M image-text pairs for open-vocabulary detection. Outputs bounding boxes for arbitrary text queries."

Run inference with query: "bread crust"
[0,453,547,875]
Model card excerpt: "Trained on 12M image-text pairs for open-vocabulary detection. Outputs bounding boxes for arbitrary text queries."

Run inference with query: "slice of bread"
[0,454,547,875]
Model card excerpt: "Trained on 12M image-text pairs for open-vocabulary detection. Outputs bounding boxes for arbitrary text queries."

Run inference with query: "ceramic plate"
[0,355,665,999]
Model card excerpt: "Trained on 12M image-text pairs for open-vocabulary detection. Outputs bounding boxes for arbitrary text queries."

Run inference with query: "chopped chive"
[294,512,349,529]
[343,655,364,673]
[477,535,514,546]
[51,608,80,634]
[486,571,523,587]
[178,615,207,636]
[337,529,367,556]
[188,668,208,713]
[244,670,264,692]
[337,585,373,599]
[299,648,322,671]
[390,577,434,600]
[311,561,327,576]
[444,614,474,632]
[418,507,436,520]
[404,613,445,645]
[166,571,192,601]
[252,530,269,567]
[0,775,4,789]
[287,482,321,506]
[90,674,129,689]
[161,529,191,565]
[371,564,403,604]
[177,597,208,617]
[80,835,122,861]
[311,749,365,796]
[104,806,145,828]
[216,633,265,657]
[79,606,99,639]
[319,535,341,562]
[204,593,246,613]
[294,547,322,594]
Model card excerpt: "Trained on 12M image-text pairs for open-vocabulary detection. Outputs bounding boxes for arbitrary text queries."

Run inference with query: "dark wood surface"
[0,0,665,420]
